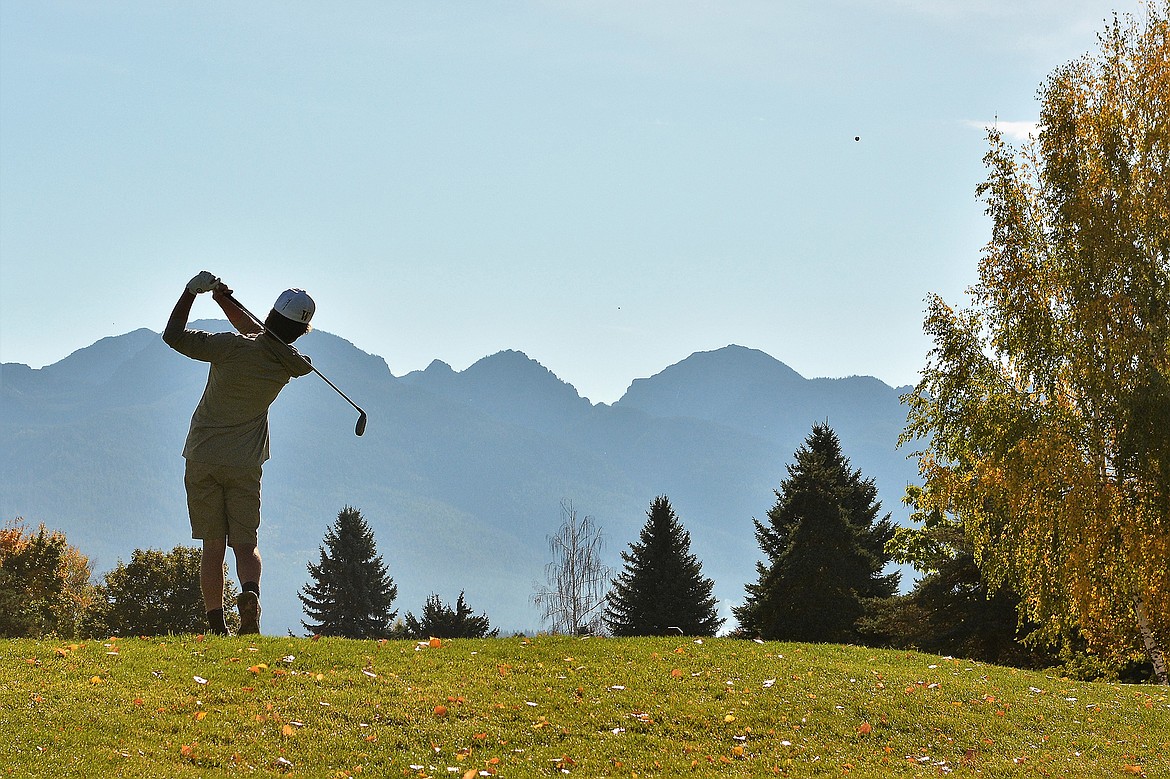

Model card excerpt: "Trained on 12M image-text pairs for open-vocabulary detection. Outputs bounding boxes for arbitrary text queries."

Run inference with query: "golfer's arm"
[163,291,196,346]
[215,293,263,336]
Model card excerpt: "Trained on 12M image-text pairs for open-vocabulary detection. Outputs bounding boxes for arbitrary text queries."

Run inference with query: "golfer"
[164,271,315,635]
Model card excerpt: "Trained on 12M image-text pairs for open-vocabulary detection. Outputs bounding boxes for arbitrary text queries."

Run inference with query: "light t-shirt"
[166,329,313,467]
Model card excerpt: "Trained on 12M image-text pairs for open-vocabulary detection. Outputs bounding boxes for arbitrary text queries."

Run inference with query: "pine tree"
[299,506,397,638]
[604,496,724,637]
[734,423,898,642]
[404,592,498,639]
[874,486,1055,668]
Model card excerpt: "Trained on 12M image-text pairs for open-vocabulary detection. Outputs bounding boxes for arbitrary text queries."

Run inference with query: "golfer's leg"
[224,465,262,590]
[186,460,230,612]
[201,539,229,611]
[234,543,262,588]
[224,466,264,633]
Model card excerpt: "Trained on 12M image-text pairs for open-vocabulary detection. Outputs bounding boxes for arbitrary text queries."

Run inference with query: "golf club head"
[355,411,367,437]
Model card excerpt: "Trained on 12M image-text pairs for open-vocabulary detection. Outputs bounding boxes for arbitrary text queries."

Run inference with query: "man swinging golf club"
[164,271,315,636]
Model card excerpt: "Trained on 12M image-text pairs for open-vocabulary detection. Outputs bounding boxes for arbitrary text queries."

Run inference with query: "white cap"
[273,288,315,324]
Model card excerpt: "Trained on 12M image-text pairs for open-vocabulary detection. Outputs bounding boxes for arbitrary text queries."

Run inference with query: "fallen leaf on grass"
[857,722,872,735]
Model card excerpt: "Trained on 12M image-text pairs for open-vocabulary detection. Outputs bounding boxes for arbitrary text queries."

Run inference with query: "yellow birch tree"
[903,3,1170,683]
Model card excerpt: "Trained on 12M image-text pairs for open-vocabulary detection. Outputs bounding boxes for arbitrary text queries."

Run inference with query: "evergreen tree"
[404,591,498,639]
[872,487,1055,668]
[734,423,898,642]
[604,496,723,636]
[299,506,398,638]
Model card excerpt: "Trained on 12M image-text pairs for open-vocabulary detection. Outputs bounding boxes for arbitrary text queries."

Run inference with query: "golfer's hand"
[211,281,234,301]
[187,271,220,295]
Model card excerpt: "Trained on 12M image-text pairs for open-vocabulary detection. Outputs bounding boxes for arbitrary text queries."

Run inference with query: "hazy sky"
[0,1,1148,403]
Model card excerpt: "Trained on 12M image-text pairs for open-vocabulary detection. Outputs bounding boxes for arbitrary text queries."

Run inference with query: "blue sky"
[0,0,1147,404]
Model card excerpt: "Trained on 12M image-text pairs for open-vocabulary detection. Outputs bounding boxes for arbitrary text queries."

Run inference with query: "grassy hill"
[4,636,1166,777]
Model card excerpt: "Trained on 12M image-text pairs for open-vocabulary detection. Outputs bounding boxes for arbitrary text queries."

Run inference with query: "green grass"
[3,635,1166,778]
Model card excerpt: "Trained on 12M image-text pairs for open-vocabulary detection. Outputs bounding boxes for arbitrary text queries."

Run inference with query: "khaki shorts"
[184,460,263,547]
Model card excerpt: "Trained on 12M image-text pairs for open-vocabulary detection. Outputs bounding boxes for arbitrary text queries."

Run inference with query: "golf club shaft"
[223,292,368,430]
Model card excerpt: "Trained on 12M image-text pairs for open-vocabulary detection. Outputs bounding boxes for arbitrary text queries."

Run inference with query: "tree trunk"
[1135,594,1169,685]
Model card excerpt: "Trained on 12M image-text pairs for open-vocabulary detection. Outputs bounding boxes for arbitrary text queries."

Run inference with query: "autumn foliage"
[0,517,93,638]
[904,3,1170,681]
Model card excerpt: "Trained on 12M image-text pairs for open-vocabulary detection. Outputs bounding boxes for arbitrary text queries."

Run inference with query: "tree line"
[0,510,499,642]
[1,415,1157,681]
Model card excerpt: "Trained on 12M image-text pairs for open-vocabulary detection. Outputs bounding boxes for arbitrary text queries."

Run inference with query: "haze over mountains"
[1,323,920,635]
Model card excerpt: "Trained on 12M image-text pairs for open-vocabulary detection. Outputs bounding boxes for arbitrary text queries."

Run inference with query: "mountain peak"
[36,328,159,386]
[616,344,805,419]
[401,349,590,433]
[465,350,572,388]
[678,345,805,381]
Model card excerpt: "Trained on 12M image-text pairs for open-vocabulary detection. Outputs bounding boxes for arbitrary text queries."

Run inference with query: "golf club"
[224,292,368,437]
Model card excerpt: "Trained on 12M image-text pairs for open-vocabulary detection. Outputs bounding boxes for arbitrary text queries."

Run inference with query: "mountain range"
[1,324,920,635]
